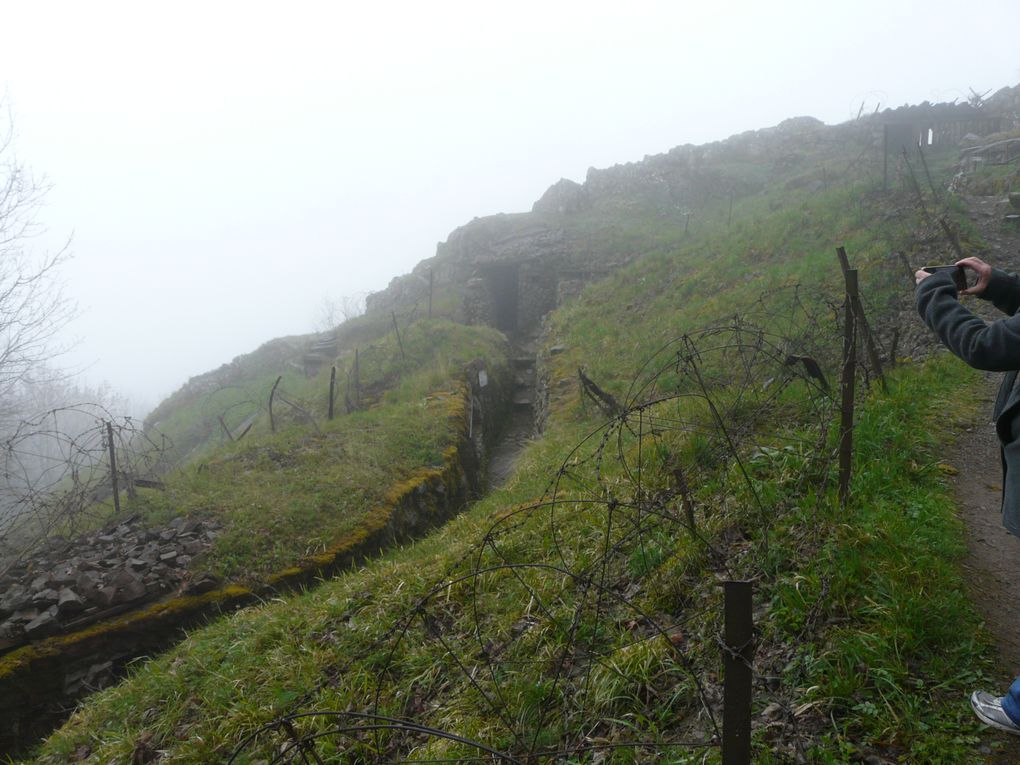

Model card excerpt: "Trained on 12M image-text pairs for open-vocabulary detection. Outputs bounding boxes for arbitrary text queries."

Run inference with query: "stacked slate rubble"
[0,515,221,646]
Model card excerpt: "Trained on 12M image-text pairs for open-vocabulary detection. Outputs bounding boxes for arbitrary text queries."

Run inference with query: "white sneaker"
[971,690,1020,735]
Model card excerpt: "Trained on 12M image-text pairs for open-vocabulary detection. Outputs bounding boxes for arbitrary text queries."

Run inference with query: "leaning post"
[269,375,283,433]
[836,247,886,392]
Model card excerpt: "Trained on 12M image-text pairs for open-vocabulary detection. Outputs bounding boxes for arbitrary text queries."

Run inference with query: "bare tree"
[0,102,87,569]
[315,293,366,333]
[0,101,73,422]
[0,405,173,578]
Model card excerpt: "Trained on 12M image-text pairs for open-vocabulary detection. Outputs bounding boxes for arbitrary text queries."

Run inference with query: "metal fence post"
[354,348,361,408]
[106,421,121,515]
[269,375,282,433]
[838,269,858,509]
[723,580,753,765]
[328,365,336,420]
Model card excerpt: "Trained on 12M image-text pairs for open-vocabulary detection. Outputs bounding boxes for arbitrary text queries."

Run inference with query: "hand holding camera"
[914,257,991,296]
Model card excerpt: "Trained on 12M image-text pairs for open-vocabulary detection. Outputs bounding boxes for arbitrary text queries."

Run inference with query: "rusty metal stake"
[392,311,406,362]
[354,348,361,408]
[328,365,336,420]
[838,269,858,509]
[723,580,753,765]
[106,421,121,515]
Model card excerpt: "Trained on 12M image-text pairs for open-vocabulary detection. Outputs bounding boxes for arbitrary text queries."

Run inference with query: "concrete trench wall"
[0,361,512,756]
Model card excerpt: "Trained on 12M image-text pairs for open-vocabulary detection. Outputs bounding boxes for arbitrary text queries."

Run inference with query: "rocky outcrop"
[367,87,1020,343]
[532,178,589,215]
[987,83,1020,131]
[363,114,852,333]
[0,516,220,651]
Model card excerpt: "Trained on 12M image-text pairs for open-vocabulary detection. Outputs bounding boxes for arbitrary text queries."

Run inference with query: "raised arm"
[916,271,1020,371]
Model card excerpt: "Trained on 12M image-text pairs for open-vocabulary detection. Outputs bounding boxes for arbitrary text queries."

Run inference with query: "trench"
[0,350,541,757]
[487,348,536,489]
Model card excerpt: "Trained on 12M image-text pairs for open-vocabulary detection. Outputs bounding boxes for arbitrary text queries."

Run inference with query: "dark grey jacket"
[917,268,1020,536]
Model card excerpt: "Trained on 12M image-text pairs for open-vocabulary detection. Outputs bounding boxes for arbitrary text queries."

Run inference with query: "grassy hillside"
[20,118,1007,763]
[122,320,510,580]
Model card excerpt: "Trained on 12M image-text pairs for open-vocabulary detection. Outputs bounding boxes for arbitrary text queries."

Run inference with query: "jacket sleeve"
[980,268,1020,316]
[917,271,1020,371]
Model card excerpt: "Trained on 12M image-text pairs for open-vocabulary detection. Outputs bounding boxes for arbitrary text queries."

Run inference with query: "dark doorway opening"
[486,263,520,334]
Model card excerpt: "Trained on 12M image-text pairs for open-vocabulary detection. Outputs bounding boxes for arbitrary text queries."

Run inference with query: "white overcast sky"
[1,0,1018,414]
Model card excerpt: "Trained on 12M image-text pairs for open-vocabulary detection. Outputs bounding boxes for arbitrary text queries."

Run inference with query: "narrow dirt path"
[949,379,1020,762]
[486,340,537,490]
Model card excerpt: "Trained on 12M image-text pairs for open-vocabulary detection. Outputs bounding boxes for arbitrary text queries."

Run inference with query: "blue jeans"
[1002,676,1020,725]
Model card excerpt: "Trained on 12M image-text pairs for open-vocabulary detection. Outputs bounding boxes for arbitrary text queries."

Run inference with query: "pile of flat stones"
[0,515,222,645]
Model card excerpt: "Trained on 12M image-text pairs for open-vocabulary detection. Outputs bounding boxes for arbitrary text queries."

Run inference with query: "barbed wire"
[0,404,173,576]
[228,286,856,763]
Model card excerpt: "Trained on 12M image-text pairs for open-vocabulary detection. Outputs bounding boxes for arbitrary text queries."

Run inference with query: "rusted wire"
[230,298,847,763]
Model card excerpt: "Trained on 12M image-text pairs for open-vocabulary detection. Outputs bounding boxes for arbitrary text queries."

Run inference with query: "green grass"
[22,357,995,763]
[17,120,1005,763]
[757,357,994,762]
[122,319,510,581]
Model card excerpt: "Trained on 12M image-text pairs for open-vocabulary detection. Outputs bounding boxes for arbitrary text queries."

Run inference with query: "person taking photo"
[916,255,1020,734]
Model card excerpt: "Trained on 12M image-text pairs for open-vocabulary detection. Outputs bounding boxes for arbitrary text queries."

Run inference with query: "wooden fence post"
[354,349,361,408]
[836,247,886,392]
[269,375,282,433]
[917,144,941,203]
[217,415,235,441]
[883,124,889,190]
[723,580,753,765]
[106,421,121,515]
[391,312,406,362]
[328,365,336,420]
[839,269,858,509]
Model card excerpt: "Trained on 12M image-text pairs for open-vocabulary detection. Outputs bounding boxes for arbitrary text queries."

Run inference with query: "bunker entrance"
[486,263,520,334]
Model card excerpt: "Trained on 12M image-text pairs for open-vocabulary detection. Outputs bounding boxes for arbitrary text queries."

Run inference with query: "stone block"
[109,570,147,603]
[182,540,204,556]
[184,572,222,595]
[31,588,60,607]
[56,588,86,616]
[0,584,28,615]
[24,606,59,638]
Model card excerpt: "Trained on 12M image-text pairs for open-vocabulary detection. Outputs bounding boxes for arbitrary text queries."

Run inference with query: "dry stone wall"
[0,517,221,650]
